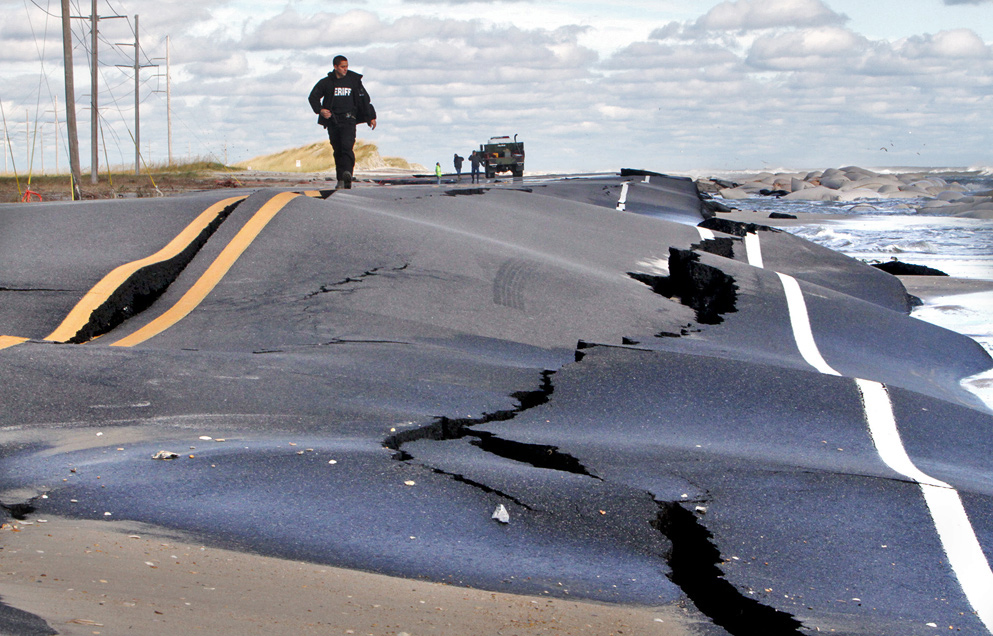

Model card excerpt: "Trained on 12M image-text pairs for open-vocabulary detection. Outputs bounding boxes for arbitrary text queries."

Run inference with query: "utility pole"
[53,95,60,175]
[61,0,82,198]
[117,15,153,175]
[76,1,125,184]
[166,35,172,166]
[134,15,140,175]
[90,0,97,184]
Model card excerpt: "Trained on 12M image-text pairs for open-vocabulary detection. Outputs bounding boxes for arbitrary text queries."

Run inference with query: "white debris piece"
[151,450,180,460]
[492,504,510,524]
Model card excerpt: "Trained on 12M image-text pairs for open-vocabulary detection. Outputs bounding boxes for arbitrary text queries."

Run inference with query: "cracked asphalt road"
[1,173,991,636]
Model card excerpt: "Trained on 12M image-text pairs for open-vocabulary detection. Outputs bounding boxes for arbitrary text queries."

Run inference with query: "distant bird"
[880,147,888,151]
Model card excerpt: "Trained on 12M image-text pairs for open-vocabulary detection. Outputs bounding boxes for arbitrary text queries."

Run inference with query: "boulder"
[841,166,879,180]
[885,191,930,199]
[783,186,841,201]
[718,187,753,200]
[847,203,879,213]
[898,186,932,196]
[871,260,948,276]
[838,188,885,201]
[819,176,850,190]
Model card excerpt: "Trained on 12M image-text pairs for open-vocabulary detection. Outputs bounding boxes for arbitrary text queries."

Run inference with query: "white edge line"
[616,182,629,211]
[857,378,993,633]
[772,240,992,631]
[776,272,842,376]
[697,227,715,241]
[744,231,764,269]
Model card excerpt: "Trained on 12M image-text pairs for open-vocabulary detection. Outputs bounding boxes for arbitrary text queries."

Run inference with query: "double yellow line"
[1,190,302,350]
[44,195,247,343]
[111,191,300,347]
[0,336,28,351]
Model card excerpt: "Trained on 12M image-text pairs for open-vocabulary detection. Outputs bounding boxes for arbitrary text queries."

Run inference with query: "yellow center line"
[44,195,248,344]
[111,191,302,348]
[0,336,30,351]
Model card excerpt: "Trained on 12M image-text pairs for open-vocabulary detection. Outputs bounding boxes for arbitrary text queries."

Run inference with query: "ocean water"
[723,174,993,412]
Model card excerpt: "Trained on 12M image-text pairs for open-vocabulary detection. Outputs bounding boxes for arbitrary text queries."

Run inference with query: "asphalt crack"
[654,501,805,636]
[0,287,75,293]
[384,370,556,454]
[629,247,738,325]
[305,264,410,298]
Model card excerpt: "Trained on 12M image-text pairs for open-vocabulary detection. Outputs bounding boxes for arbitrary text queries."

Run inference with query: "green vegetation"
[0,158,239,202]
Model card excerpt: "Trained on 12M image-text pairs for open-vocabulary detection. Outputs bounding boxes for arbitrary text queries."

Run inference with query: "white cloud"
[899,28,991,59]
[747,26,869,69]
[696,0,847,31]
[2,0,993,174]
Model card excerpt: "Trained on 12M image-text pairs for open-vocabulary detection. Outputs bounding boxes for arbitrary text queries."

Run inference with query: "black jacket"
[308,70,377,127]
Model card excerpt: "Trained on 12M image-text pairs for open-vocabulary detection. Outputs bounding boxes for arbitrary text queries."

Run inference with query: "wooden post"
[90,0,98,184]
[61,0,82,198]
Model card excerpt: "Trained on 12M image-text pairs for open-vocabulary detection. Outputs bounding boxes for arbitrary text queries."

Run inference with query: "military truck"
[479,135,525,178]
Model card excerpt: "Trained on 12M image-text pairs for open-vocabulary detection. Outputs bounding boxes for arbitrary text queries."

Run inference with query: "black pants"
[327,118,357,181]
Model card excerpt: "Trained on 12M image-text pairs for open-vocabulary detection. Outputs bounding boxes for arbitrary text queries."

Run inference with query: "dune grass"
[236,140,422,173]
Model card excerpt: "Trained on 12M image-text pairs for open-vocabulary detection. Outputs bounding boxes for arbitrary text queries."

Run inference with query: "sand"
[1,517,696,636]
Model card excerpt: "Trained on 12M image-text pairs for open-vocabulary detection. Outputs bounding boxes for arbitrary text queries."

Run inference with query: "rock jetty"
[699,166,993,218]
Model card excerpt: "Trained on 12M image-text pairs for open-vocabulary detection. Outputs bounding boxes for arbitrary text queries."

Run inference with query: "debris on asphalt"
[492,504,510,524]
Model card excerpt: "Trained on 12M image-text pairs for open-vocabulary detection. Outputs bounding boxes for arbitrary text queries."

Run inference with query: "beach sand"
[1,517,695,636]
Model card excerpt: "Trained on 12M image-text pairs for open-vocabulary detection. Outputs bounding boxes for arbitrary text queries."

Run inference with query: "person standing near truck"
[453,154,464,182]
[469,151,481,183]
[308,55,377,189]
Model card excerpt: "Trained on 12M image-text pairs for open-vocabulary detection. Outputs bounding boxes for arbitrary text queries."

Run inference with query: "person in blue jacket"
[308,56,377,189]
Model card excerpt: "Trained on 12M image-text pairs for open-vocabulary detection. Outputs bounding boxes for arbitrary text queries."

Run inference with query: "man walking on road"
[309,56,377,189]
[453,154,464,182]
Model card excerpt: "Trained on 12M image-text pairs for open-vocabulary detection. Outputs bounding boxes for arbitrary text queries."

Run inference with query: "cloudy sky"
[1,0,992,175]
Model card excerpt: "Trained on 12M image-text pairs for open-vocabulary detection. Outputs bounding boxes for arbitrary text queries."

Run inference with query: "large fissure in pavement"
[66,198,244,343]
[469,433,598,478]
[654,501,804,636]
[384,370,597,478]
[692,236,737,260]
[629,247,738,325]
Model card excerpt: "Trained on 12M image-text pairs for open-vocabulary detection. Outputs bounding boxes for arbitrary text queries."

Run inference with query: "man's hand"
[320,109,331,119]
[369,119,377,130]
